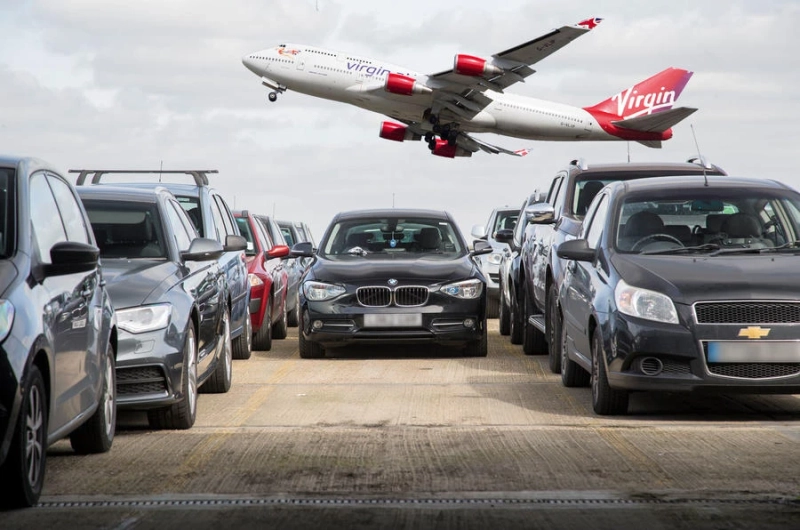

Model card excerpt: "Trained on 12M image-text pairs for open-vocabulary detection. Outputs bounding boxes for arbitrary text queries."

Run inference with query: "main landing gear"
[424,113,459,151]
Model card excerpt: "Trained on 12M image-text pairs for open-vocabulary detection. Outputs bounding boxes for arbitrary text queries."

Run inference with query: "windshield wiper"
[641,243,720,255]
[770,240,800,251]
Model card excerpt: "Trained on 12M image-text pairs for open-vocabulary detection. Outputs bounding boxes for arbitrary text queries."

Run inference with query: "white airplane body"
[243,18,697,158]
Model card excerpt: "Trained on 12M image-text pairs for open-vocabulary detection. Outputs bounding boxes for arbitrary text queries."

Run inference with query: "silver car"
[471,206,519,317]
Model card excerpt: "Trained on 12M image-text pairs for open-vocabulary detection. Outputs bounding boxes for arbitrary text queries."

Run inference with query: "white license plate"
[706,341,800,363]
[363,313,422,328]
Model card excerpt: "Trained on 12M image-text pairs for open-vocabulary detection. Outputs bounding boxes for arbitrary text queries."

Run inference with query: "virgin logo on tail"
[585,67,693,118]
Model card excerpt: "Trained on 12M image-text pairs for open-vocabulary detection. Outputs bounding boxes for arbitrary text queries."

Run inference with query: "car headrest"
[623,211,664,238]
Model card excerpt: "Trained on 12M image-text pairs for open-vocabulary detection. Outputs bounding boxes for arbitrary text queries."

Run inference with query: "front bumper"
[115,325,187,410]
[602,310,800,394]
[477,258,502,299]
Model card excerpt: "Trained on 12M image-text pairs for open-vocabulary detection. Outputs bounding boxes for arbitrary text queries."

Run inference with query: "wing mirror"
[267,244,291,259]
[46,241,100,276]
[556,239,595,262]
[182,238,225,262]
[471,240,493,256]
[289,241,314,258]
[494,229,513,244]
[224,234,248,252]
[525,203,556,225]
[471,224,488,240]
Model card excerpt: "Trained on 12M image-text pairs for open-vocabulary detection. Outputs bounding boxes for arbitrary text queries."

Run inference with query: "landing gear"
[268,92,278,102]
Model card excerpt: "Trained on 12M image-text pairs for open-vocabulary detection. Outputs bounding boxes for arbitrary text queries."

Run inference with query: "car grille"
[117,366,168,396]
[357,286,429,307]
[707,363,800,379]
[694,301,800,324]
[357,287,391,307]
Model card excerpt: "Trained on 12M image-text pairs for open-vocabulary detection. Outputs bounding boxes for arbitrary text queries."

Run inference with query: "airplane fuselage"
[243,44,613,142]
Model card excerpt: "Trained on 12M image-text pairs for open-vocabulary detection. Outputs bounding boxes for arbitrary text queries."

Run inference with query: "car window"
[165,200,193,252]
[175,196,203,237]
[30,172,67,264]
[0,168,13,257]
[583,194,609,249]
[213,195,237,236]
[83,199,167,259]
[235,216,257,256]
[255,217,273,249]
[280,226,296,247]
[493,211,518,234]
[47,174,91,245]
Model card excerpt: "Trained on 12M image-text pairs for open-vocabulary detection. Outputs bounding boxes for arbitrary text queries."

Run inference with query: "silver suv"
[471,206,519,317]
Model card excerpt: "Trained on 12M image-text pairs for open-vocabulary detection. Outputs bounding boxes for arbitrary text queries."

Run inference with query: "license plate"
[363,313,422,328]
[706,341,800,363]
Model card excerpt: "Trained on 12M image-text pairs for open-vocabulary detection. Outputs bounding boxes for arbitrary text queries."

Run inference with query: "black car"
[1,157,117,508]
[554,175,800,415]
[290,209,493,358]
[78,185,232,430]
[72,169,251,360]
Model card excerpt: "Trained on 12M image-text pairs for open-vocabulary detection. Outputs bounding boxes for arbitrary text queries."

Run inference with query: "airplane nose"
[242,54,258,74]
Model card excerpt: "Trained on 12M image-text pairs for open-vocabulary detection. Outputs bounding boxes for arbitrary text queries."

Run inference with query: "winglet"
[514,148,532,157]
[576,17,603,30]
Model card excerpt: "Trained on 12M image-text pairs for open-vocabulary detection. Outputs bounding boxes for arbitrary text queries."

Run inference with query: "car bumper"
[249,281,268,329]
[0,334,26,465]
[115,326,187,409]
[477,260,501,299]
[603,312,800,394]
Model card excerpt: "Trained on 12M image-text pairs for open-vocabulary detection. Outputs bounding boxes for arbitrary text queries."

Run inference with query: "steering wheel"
[631,233,685,251]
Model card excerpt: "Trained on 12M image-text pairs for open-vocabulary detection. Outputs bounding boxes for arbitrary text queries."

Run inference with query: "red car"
[234,210,291,351]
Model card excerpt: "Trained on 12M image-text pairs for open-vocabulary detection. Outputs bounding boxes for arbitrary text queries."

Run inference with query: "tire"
[498,285,510,336]
[463,327,488,357]
[272,295,288,340]
[522,287,546,355]
[253,296,273,351]
[561,321,590,388]
[591,328,629,415]
[298,314,324,359]
[0,366,48,508]
[149,324,198,430]
[286,293,299,327]
[232,307,252,360]
[201,307,233,394]
[509,287,523,345]
[547,284,562,374]
[70,342,116,454]
[486,296,499,319]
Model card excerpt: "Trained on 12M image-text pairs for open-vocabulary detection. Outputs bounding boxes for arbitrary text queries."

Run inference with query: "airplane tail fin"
[584,67,694,120]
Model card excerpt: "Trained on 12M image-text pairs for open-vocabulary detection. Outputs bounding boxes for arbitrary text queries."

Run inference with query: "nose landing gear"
[268,92,278,102]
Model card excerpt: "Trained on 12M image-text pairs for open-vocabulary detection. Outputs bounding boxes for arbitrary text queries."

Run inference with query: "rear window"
[0,169,13,258]
[83,200,167,259]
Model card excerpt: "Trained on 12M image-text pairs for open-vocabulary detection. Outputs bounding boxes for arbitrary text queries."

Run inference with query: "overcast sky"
[1,0,798,239]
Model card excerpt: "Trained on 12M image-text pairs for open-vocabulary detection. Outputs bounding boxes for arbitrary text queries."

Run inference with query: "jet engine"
[379,122,422,142]
[384,73,432,96]
[453,55,503,77]
[430,139,472,158]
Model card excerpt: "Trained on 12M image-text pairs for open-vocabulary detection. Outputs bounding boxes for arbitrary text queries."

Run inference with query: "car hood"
[0,260,18,296]
[611,253,800,304]
[102,259,180,308]
[311,256,477,284]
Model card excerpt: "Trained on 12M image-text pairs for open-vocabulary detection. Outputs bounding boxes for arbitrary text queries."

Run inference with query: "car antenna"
[690,124,708,187]
[159,160,163,183]
[627,141,631,163]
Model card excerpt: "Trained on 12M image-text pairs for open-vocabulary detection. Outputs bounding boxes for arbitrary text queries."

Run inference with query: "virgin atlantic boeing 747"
[242,18,697,158]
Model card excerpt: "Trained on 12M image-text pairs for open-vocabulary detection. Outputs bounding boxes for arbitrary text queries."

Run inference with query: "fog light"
[312,320,324,330]
[463,318,475,328]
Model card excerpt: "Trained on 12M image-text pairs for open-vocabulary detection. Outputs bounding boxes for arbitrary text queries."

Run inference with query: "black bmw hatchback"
[290,209,493,358]
[555,175,800,415]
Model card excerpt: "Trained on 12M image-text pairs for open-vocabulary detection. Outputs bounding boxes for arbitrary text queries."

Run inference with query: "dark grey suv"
[73,170,251,360]
[78,185,232,430]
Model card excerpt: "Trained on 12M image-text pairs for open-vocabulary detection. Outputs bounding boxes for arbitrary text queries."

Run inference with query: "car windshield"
[83,200,167,259]
[615,188,800,254]
[0,168,13,258]
[235,217,257,256]
[320,217,464,259]
[175,196,203,236]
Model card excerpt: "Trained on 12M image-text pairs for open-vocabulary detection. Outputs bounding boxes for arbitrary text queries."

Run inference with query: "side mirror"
[182,238,225,262]
[267,244,290,259]
[289,241,314,258]
[224,234,248,252]
[494,229,513,244]
[47,241,99,276]
[471,224,488,240]
[471,240,493,256]
[525,203,556,225]
[556,239,595,262]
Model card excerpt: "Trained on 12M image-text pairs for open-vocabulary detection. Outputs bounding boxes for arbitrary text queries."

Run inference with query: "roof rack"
[569,158,588,170]
[686,156,713,170]
[69,169,218,187]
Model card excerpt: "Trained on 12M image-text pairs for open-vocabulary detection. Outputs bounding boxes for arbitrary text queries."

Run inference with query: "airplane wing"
[429,17,602,94]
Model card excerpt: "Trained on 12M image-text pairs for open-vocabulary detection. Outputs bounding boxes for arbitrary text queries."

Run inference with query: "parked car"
[290,208,493,358]
[504,158,726,368]
[470,206,519,317]
[293,220,316,248]
[1,157,116,509]
[277,219,315,271]
[72,169,251,359]
[78,185,232,430]
[234,210,291,351]
[555,175,800,415]
[256,214,303,327]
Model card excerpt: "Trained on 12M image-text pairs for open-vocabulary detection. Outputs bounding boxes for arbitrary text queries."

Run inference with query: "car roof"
[334,208,452,221]
[76,184,169,203]
[566,158,727,178]
[107,182,205,197]
[613,175,792,194]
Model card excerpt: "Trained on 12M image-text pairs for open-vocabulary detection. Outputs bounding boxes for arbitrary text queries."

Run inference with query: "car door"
[562,192,610,358]
[30,172,101,434]
[255,216,287,316]
[209,194,248,331]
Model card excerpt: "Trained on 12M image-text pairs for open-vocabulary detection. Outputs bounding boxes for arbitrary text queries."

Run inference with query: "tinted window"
[235,217,257,256]
[83,200,167,259]
[0,168,13,257]
[493,211,518,234]
[48,175,91,244]
[165,200,193,252]
[280,226,295,247]
[176,196,203,237]
[30,172,66,264]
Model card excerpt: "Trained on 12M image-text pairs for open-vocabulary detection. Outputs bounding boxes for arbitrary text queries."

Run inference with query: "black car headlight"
[303,281,346,301]
[440,279,484,299]
[0,299,14,342]
[117,304,172,334]
[614,280,678,324]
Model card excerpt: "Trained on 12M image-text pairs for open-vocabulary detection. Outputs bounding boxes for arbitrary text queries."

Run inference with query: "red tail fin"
[584,67,693,119]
